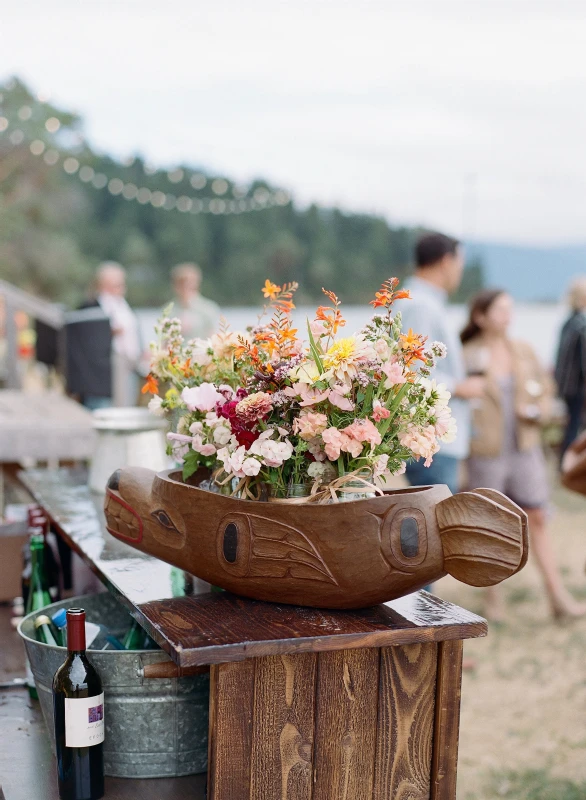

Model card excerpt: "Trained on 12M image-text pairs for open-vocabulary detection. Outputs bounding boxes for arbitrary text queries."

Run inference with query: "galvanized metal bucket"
[88,407,169,494]
[18,592,209,778]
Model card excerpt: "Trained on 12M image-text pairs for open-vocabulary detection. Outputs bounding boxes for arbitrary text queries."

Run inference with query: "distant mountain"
[466,242,586,302]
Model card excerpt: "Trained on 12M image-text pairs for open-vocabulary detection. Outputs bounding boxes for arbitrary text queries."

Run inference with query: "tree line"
[0,77,483,308]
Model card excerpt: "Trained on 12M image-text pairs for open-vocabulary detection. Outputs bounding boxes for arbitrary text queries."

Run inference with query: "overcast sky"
[2,1,586,245]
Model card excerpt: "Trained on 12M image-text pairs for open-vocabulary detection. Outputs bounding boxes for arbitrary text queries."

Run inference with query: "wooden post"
[208,641,463,800]
[430,640,464,800]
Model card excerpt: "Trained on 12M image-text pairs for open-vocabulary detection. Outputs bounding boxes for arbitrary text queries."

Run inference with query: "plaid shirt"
[555,311,586,398]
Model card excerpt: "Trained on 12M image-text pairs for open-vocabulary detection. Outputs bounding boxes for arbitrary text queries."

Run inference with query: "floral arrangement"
[143,278,455,501]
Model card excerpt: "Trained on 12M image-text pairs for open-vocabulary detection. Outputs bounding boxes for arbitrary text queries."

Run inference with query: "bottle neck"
[67,612,86,652]
[30,545,46,585]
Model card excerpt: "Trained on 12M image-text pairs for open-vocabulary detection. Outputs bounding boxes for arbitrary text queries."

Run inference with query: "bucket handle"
[137,658,210,680]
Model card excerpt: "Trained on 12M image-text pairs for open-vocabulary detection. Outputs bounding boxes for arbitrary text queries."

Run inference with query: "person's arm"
[400,302,484,399]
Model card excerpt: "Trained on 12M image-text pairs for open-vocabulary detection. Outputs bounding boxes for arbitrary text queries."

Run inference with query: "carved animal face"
[103,467,529,609]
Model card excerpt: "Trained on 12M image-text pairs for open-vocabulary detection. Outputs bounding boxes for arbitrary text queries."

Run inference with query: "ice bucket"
[18,592,209,778]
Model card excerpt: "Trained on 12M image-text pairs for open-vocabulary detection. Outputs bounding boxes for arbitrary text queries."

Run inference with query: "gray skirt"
[467,446,549,509]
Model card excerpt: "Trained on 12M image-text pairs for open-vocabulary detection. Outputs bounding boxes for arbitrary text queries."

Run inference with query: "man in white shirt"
[171,263,221,340]
[400,232,485,493]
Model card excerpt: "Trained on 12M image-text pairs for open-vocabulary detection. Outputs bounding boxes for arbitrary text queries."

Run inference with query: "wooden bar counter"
[20,468,487,800]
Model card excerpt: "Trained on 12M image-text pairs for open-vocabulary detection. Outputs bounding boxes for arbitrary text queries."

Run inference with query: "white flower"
[189,421,204,434]
[249,436,294,468]
[182,382,223,412]
[229,446,246,475]
[308,461,327,478]
[288,360,321,385]
[213,425,232,445]
[420,379,451,407]
[374,338,391,361]
[188,338,213,366]
[148,395,165,417]
[242,457,261,477]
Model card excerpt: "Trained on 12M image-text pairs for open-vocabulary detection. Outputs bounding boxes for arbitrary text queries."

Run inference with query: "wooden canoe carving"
[103,467,529,609]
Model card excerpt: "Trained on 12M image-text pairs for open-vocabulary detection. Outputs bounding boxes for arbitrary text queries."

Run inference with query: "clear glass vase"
[336,478,376,502]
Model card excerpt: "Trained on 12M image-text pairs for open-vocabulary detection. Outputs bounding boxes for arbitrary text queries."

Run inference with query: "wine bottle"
[25,533,52,615]
[34,614,59,646]
[52,609,125,651]
[53,608,105,800]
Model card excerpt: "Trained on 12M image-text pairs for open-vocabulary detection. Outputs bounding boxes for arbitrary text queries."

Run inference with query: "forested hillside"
[0,77,482,307]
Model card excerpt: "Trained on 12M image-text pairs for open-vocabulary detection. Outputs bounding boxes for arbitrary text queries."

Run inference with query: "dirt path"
[435,477,586,798]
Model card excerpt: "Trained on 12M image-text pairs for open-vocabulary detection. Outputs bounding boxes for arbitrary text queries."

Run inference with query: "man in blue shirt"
[400,232,485,493]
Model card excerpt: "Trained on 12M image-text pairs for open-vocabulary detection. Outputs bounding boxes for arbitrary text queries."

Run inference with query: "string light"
[0,102,292,215]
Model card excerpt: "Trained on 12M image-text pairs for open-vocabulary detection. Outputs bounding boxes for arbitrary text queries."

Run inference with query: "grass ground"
[432,469,586,799]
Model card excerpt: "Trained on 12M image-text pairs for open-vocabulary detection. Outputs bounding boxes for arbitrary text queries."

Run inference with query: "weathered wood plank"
[313,648,379,800]
[250,653,317,800]
[430,640,463,800]
[208,660,255,800]
[374,643,437,800]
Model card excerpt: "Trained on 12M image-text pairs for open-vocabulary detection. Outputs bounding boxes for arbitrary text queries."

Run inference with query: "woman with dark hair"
[462,289,585,619]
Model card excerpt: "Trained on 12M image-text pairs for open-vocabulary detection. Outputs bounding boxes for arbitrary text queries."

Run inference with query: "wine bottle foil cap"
[66,608,86,650]
[34,615,52,628]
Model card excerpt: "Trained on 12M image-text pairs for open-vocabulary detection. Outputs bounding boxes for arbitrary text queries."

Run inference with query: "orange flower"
[141,374,159,395]
[400,328,427,366]
[262,279,281,300]
[178,358,192,378]
[322,288,340,305]
[371,291,391,309]
[370,277,411,308]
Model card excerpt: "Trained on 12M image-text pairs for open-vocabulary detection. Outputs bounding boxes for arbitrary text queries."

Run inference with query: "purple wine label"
[65,693,105,747]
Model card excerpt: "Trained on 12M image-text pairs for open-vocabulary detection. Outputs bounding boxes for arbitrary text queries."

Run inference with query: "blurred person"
[462,289,586,619]
[554,277,586,458]
[401,232,485,494]
[71,262,140,409]
[171,263,220,340]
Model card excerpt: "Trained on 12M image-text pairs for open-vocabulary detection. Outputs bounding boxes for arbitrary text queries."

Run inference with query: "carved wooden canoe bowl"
[103,467,529,609]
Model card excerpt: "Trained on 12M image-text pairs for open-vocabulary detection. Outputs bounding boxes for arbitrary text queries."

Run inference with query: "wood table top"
[20,468,488,667]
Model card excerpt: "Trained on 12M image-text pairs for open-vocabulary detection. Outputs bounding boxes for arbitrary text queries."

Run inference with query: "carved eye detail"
[223,523,238,563]
[400,517,420,559]
[151,509,178,530]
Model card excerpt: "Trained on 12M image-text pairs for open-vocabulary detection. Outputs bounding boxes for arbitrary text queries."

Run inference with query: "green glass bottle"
[34,614,59,647]
[25,533,54,699]
[122,619,145,650]
[26,534,53,616]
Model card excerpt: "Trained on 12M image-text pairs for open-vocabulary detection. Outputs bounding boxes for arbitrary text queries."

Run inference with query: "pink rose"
[293,411,328,441]
[372,399,390,422]
[343,418,382,447]
[321,427,345,460]
[381,358,406,389]
[398,424,439,467]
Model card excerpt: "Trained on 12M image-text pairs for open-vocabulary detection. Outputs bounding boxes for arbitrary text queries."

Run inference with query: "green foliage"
[0,77,484,308]
[451,257,485,305]
[488,769,586,800]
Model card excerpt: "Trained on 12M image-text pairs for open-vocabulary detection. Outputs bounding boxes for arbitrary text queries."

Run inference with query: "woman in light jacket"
[461,289,585,619]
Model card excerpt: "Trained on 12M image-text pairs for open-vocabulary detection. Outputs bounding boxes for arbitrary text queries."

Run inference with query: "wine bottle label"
[65,693,105,747]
